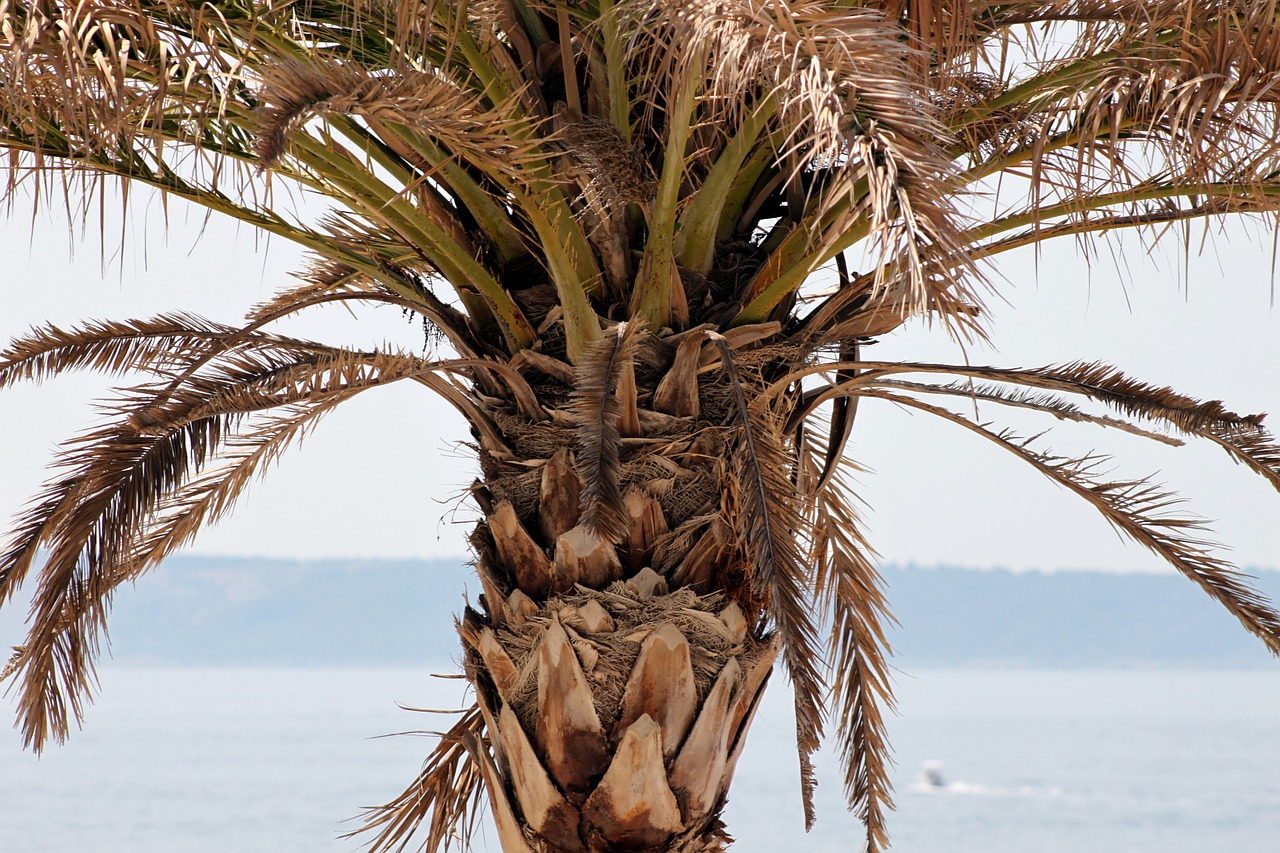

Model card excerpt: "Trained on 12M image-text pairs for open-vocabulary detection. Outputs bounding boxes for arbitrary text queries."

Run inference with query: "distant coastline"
[2,556,1277,669]
[884,563,1280,669]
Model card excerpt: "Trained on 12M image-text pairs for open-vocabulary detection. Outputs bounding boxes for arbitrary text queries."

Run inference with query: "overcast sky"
[3,197,1279,575]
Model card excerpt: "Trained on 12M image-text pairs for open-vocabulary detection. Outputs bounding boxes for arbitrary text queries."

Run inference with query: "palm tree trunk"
[453,322,799,850]
[460,577,778,852]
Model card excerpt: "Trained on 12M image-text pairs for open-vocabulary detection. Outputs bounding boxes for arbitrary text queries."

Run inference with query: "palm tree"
[4,0,1280,849]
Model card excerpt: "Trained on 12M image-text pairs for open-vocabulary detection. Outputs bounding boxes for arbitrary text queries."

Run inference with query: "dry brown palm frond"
[252,57,542,171]
[1,410,236,749]
[246,263,376,324]
[0,0,240,153]
[799,420,896,853]
[248,254,465,354]
[0,343,507,750]
[814,488,894,852]
[910,362,1280,485]
[1211,428,1280,493]
[142,349,400,428]
[312,211,440,268]
[157,347,539,442]
[124,394,363,574]
[782,359,1268,441]
[138,343,511,456]
[872,379,1187,446]
[953,0,1280,206]
[571,321,640,543]
[788,358,1280,504]
[711,332,826,828]
[351,706,486,853]
[1032,361,1270,435]
[0,315,321,390]
[823,526,895,852]
[0,317,423,456]
[864,389,1280,656]
[2,389,359,710]
[0,343,336,608]
[145,297,497,422]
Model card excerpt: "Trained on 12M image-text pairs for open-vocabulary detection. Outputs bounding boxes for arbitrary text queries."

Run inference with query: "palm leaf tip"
[349,706,485,853]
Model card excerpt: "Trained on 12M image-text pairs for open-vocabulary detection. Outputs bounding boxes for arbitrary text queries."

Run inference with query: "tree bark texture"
[459,327,795,851]
[461,580,778,852]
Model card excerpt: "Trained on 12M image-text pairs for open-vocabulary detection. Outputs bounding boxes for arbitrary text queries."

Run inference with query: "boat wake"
[910,760,1064,799]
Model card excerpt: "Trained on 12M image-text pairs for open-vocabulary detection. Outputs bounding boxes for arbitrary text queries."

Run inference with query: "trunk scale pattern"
[461,573,779,852]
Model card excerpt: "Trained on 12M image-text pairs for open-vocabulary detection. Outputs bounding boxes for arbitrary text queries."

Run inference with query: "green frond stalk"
[677,99,775,276]
[632,61,702,330]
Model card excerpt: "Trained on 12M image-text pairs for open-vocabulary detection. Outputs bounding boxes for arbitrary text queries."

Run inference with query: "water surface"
[3,667,1277,852]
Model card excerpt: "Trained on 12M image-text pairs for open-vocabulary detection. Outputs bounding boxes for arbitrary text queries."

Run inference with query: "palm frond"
[1032,360,1269,435]
[786,359,1280,534]
[905,361,1280,490]
[571,322,639,542]
[0,343,491,750]
[350,706,486,853]
[253,58,540,173]
[800,423,896,853]
[2,410,233,749]
[815,494,894,853]
[784,358,1269,444]
[0,315,317,389]
[711,332,827,827]
[125,394,360,573]
[865,389,1280,656]
[870,379,1186,446]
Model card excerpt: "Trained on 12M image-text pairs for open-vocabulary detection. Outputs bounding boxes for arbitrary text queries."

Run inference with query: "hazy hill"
[886,563,1280,668]
[103,556,475,666]
[2,557,1278,668]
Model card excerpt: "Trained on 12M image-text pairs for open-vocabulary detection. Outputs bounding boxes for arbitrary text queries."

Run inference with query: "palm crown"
[4,0,1280,850]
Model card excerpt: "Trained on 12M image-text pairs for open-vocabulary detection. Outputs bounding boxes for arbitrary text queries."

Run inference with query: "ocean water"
[3,667,1278,852]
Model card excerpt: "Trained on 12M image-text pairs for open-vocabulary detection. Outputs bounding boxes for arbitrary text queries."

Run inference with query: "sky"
[3,196,1280,575]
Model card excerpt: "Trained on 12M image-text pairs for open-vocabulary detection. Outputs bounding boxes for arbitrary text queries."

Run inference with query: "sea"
[2,667,1278,852]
